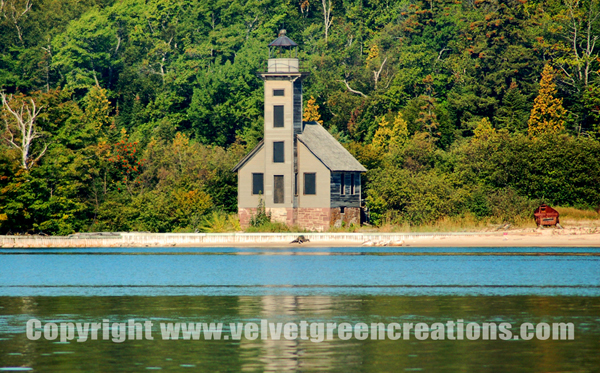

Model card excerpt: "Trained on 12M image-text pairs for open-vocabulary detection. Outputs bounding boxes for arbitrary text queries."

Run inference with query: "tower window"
[252,173,264,195]
[273,89,285,96]
[351,173,355,195]
[340,172,345,195]
[274,175,284,204]
[273,141,284,163]
[274,105,284,127]
[304,173,316,195]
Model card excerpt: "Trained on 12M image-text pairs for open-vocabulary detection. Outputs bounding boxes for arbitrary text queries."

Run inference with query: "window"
[274,175,284,204]
[274,105,284,127]
[350,173,355,195]
[340,172,345,195]
[304,173,316,195]
[273,89,285,96]
[252,173,264,195]
[273,142,284,163]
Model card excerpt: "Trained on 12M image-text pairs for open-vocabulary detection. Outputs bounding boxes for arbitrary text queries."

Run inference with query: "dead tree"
[0,0,32,44]
[321,0,333,42]
[1,93,47,170]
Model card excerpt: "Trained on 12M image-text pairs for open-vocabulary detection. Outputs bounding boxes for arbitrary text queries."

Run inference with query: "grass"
[370,214,538,233]
[245,222,312,233]
[236,206,600,233]
[554,206,600,220]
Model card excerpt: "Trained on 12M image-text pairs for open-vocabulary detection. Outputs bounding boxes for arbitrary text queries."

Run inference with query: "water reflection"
[1,248,599,371]
[1,295,599,372]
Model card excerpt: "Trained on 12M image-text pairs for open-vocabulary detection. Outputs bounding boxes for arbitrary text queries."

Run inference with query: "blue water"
[1,247,599,296]
[1,247,600,372]
[2,246,599,253]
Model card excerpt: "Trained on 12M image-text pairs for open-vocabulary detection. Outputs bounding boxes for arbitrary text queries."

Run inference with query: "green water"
[1,296,599,372]
[1,247,599,372]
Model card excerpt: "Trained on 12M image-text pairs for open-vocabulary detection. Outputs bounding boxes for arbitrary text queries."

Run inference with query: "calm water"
[1,247,599,372]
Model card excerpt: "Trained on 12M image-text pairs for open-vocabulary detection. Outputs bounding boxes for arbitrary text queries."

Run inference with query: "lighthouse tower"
[257,30,308,222]
[233,30,366,231]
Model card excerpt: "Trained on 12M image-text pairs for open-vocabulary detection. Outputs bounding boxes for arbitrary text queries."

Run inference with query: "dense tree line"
[1,0,599,233]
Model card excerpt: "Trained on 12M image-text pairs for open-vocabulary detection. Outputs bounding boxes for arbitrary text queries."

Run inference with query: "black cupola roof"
[268,29,297,47]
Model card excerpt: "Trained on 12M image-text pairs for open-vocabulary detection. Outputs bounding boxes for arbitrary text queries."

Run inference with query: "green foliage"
[1,0,600,233]
[199,211,240,233]
[245,221,291,233]
[366,131,600,227]
[249,195,271,227]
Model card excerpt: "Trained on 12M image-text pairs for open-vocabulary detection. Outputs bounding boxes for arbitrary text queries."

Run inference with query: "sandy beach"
[1,227,600,248]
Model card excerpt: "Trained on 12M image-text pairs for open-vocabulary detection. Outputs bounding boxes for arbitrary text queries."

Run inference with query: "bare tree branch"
[1,93,47,170]
[373,57,388,90]
[340,80,368,98]
[321,0,333,42]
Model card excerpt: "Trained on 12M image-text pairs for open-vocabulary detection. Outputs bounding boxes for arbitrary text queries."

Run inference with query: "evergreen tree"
[528,65,567,138]
[495,81,529,132]
[473,117,496,142]
[372,112,408,152]
[416,75,439,142]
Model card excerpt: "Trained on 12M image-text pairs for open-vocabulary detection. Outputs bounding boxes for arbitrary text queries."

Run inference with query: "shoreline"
[1,231,599,248]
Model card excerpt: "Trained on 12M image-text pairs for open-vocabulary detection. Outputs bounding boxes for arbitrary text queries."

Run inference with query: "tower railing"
[267,58,301,73]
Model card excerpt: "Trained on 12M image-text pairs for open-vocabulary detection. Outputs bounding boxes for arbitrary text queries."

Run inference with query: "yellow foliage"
[84,86,111,131]
[174,189,212,218]
[303,95,323,124]
[372,112,409,151]
[473,117,496,142]
[172,132,190,148]
[528,64,567,138]
[367,45,380,63]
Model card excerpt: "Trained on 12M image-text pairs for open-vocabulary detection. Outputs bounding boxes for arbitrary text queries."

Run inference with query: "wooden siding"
[330,172,361,208]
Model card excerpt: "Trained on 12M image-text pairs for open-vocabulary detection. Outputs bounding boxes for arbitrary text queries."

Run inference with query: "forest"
[1,0,600,234]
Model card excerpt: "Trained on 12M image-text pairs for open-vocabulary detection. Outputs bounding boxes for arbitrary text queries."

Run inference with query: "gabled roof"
[298,122,367,172]
[231,140,264,172]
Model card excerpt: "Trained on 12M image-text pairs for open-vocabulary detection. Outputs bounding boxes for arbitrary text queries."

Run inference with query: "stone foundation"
[238,207,258,228]
[296,207,331,232]
[330,207,361,228]
[239,206,360,231]
[238,207,295,228]
[267,208,295,226]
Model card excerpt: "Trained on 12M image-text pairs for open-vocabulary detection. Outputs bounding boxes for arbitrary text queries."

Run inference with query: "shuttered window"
[273,141,284,163]
[274,175,284,204]
[274,105,284,127]
[252,173,263,195]
[304,173,316,195]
